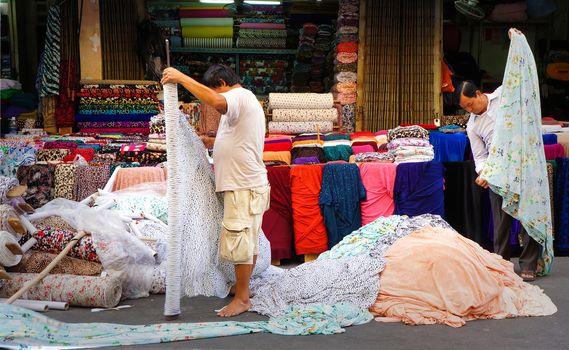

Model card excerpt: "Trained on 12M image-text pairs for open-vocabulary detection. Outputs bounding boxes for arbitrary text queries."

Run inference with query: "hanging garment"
[359,163,397,225]
[290,165,328,254]
[393,161,445,218]
[370,226,557,327]
[429,131,467,162]
[555,158,569,252]
[480,31,553,276]
[262,166,294,260]
[319,164,366,249]
[443,161,490,248]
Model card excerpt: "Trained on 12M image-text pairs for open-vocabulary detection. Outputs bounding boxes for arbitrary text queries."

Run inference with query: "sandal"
[521,270,536,282]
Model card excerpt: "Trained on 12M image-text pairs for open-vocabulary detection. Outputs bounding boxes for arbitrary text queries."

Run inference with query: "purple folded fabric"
[239,23,286,30]
[3,105,34,119]
[544,143,565,160]
[293,156,320,165]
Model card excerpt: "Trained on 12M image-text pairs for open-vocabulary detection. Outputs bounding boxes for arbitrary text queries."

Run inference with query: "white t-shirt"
[213,87,268,192]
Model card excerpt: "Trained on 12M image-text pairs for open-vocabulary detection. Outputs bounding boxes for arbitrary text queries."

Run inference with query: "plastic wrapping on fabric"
[29,198,155,299]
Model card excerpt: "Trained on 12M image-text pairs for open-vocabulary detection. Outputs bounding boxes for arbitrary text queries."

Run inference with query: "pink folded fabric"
[544,143,564,160]
[360,163,397,225]
[239,23,286,30]
[352,145,375,154]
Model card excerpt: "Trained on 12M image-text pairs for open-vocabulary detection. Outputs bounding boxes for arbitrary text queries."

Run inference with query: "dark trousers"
[489,190,540,272]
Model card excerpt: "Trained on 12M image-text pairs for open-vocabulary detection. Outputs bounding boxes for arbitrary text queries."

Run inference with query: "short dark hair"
[456,80,479,99]
[202,64,240,88]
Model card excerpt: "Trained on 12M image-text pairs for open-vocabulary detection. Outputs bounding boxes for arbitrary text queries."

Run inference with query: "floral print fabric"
[0,273,121,308]
[269,93,334,109]
[16,164,56,208]
[0,302,371,348]
[480,32,553,276]
[19,227,100,262]
[272,109,338,122]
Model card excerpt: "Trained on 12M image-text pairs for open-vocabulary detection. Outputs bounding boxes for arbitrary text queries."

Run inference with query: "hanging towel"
[480,31,553,276]
[319,164,366,249]
[291,165,328,254]
[360,163,397,225]
[262,166,294,260]
[394,161,445,217]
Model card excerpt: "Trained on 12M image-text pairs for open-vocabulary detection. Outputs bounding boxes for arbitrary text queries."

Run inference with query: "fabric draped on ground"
[0,302,372,348]
[370,226,557,327]
[250,214,453,317]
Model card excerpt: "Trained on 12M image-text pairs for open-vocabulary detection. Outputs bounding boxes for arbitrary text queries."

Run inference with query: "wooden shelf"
[171,47,297,55]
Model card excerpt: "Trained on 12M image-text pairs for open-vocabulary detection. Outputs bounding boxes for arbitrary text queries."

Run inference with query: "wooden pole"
[4,230,88,304]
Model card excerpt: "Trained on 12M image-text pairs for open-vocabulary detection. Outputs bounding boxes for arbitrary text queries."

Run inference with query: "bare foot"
[217,298,252,317]
[228,285,252,298]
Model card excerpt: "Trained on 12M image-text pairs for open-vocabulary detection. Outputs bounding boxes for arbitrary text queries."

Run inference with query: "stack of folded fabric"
[387,125,434,163]
[350,131,379,154]
[147,1,182,47]
[291,23,318,92]
[291,133,325,164]
[236,5,286,49]
[146,114,167,153]
[76,80,159,135]
[308,24,335,93]
[179,3,233,48]
[263,135,292,166]
[268,93,336,134]
[322,132,352,162]
[333,0,359,132]
[240,57,289,95]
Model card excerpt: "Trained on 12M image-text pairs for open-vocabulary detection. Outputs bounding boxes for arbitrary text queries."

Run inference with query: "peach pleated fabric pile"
[370,226,557,327]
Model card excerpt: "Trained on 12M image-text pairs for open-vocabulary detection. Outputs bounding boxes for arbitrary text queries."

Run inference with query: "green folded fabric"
[182,26,233,38]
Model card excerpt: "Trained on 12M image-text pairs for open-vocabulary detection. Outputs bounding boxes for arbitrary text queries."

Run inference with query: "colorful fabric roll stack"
[291,134,325,165]
[268,93,336,134]
[387,126,434,163]
[179,3,233,48]
[237,5,286,49]
[147,1,182,47]
[263,135,293,166]
[77,81,159,135]
[350,131,379,155]
[146,115,167,153]
[240,57,290,95]
[333,0,359,132]
[291,23,335,93]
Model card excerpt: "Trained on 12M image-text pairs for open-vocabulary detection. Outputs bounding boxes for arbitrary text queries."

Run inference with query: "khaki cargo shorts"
[219,185,270,264]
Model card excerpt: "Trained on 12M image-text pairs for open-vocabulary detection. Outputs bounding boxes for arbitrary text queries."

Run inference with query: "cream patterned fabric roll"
[272,109,338,122]
[269,93,334,109]
[268,121,334,134]
[0,273,121,308]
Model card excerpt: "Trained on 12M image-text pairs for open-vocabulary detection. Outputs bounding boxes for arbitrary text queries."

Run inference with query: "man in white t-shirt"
[162,64,269,317]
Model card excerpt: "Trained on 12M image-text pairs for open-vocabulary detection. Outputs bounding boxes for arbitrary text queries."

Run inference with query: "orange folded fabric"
[290,165,328,254]
[263,151,291,165]
[112,167,167,192]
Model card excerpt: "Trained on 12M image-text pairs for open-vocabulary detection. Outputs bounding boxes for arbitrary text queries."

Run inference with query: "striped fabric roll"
[183,37,233,48]
[180,17,233,27]
[272,109,338,122]
[181,26,233,38]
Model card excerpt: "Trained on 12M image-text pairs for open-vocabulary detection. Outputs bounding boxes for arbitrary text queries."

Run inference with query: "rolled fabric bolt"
[0,298,69,310]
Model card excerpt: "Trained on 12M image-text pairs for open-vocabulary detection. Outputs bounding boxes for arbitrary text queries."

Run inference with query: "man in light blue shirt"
[458,80,539,282]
